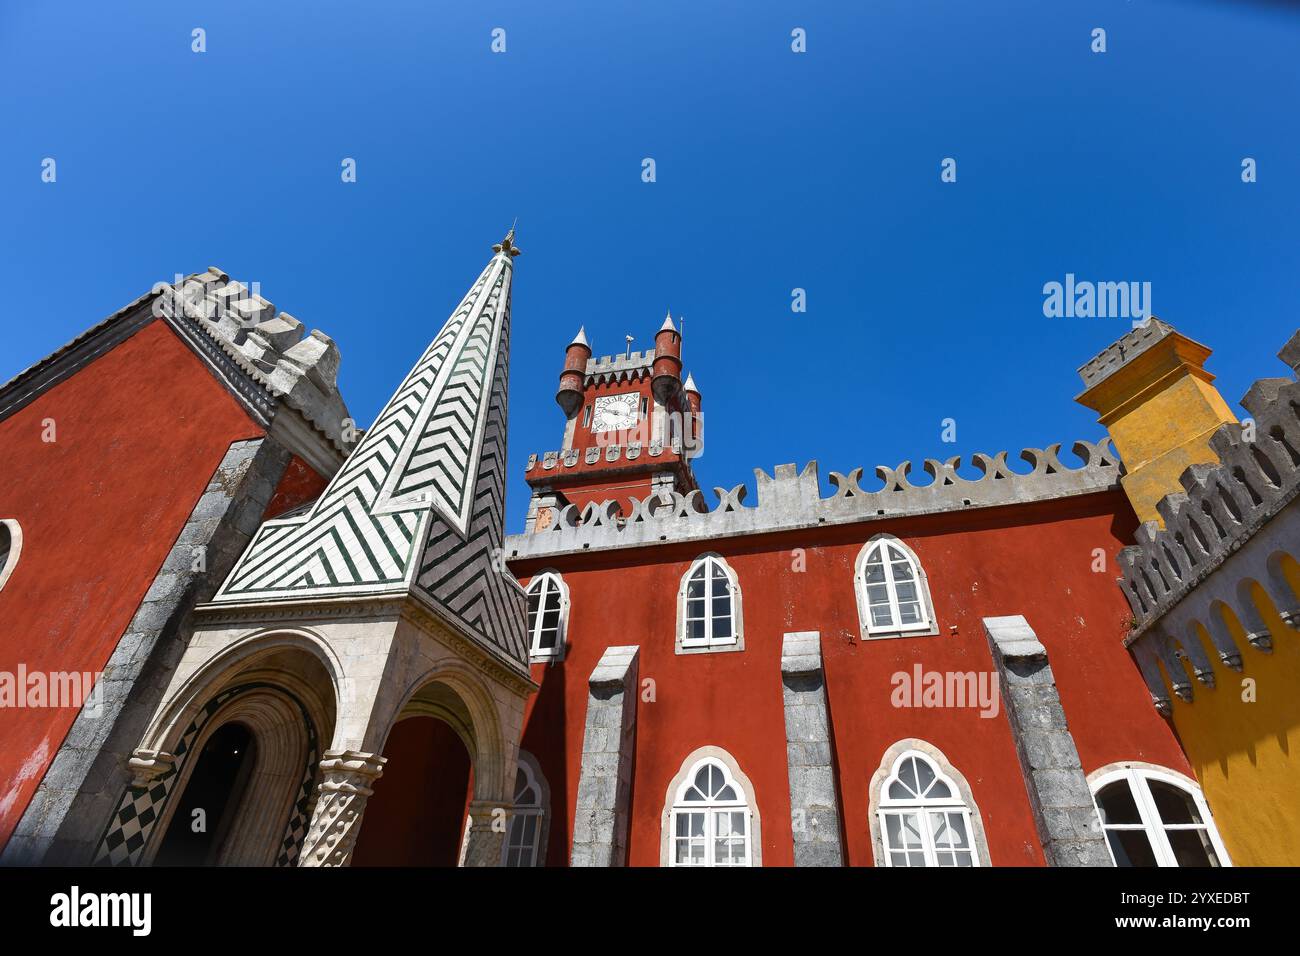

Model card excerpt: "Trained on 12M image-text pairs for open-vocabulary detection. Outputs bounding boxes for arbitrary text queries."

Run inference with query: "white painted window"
[503,754,548,867]
[878,751,979,867]
[677,554,741,652]
[0,519,21,594]
[1090,766,1229,867]
[525,571,568,660]
[669,757,752,867]
[855,535,934,638]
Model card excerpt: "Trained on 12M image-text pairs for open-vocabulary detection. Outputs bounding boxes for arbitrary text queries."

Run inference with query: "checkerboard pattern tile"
[93,683,320,867]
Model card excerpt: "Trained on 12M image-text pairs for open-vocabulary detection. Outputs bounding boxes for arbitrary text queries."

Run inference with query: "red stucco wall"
[512,488,1189,866]
[0,318,264,847]
[263,454,329,520]
[351,716,472,866]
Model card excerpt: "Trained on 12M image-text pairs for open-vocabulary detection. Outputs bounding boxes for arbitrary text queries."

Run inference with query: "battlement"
[1076,318,1178,389]
[507,438,1122,560]
[585,348,656,385]
[1118,328,1300,640]
[154,268,353,454]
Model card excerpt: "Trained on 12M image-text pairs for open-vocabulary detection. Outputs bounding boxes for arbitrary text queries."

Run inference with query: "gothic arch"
[375,658,512,804]
[139,626,343,759]
[140,686,315,867]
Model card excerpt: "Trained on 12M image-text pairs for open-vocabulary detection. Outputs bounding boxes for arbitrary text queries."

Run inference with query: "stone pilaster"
[983,615,1111,866]
[297,750,386,868]
[780,631,844,866]
[461,799,508,867]
[571,645,639,867]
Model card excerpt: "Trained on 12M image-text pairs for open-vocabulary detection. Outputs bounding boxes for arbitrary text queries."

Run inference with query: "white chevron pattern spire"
[210,232,528,665]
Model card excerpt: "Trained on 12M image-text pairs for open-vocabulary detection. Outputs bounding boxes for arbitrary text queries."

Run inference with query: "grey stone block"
[571,645,639,867]
[780,632,844,867]
[983,615,1110,867]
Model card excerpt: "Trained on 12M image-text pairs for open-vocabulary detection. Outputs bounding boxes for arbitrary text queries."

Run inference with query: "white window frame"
[876,749,981,867]
[1088,763,1231,867]
[675,553,743,655]
[502,751,549,867]
[0,519,22,594]
[853,534,938,640]
[525,570,569,662]
[666,755,754,867]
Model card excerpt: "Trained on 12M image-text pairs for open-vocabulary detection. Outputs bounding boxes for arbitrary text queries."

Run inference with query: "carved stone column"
[297,750,386,868]
[461,799,508,867]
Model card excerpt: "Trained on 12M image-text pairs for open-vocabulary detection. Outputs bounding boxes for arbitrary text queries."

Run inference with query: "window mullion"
[1131,772,1176,867]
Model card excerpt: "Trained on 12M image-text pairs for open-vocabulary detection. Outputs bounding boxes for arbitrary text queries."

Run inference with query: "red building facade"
[505,318,1202,867]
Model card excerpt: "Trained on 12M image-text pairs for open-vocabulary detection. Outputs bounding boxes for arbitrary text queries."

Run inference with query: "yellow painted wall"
[1098,372,1237,526]
[1163,580,1300,866]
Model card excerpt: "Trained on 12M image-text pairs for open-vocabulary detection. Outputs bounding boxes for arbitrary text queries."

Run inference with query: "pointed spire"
[659,310,677,333]
[214,236,519,606]
[684,371,699,394]
[569,325,590,348]
[493,221,521,258]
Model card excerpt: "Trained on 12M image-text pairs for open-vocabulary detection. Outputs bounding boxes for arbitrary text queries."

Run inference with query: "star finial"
[493,220,521,258]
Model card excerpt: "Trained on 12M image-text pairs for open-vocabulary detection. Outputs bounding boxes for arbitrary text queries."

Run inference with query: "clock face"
[592,392,640,433]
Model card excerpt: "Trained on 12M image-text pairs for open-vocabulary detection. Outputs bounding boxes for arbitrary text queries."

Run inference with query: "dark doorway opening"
[351,716,473,866]
[153,722,257,866]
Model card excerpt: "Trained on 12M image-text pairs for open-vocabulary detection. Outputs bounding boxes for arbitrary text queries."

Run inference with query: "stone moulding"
[1119,329,1300,643]
[507,438,1122,559]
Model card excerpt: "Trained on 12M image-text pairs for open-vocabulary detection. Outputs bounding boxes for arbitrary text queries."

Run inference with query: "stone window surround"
[525,569,570,662]
[675,553,745,656]
[1086,761,1233,867]
[660,745,762,867]
[867,739,992,867]
[0,518,21,593]
[853,534,940,641]
[505,749,551,867]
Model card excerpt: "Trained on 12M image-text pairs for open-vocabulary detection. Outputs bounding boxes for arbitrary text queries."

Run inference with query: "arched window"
[667,754,755,867]
[503,751,550,867]
[0,519,22,594]
[525,571,569,661]
[874,748,984,867]
[677,554,743,654]
[854,535,935,639]
[1089,764,1230,867]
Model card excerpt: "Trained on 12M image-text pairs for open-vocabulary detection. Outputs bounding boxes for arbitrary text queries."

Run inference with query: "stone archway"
[96,634,339,868]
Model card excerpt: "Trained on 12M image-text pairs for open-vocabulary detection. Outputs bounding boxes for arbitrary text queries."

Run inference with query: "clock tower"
[523,313,703,530]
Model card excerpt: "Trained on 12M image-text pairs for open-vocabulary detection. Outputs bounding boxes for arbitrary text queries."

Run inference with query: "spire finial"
[493,219,521,258]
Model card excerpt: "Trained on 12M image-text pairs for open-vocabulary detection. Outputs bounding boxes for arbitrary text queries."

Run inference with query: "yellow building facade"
[1079,318,1300,865]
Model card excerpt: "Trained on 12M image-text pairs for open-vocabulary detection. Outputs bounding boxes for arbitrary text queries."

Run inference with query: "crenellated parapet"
[507,438,1122,559]
[585,349,656,385]
[153,267,353,456]
[1118,329,1300,713]
[1119,329,1300,637]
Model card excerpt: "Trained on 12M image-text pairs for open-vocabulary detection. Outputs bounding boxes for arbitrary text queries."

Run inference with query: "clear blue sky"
[3,1,1297,531]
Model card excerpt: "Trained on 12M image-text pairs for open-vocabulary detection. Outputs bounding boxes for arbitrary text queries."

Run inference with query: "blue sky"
[3,1,1298,530]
